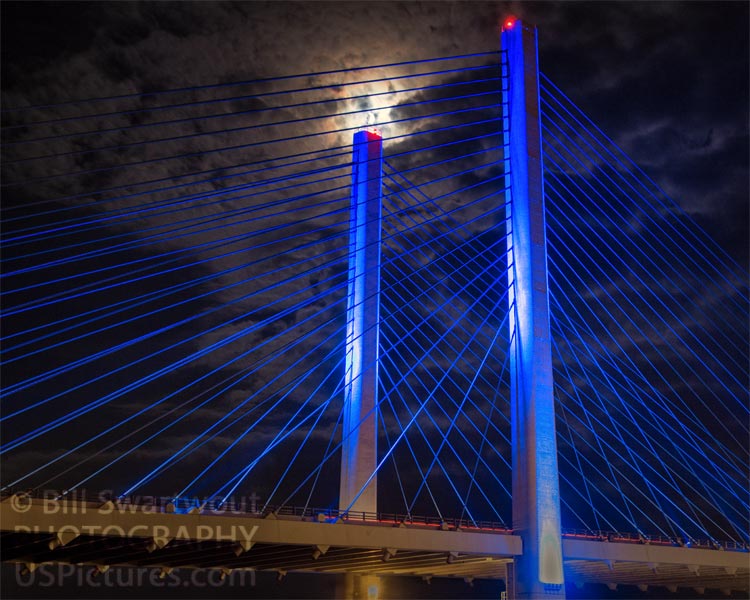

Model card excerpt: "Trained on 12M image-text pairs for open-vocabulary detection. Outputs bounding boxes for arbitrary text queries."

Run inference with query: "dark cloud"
[3,2,745,256]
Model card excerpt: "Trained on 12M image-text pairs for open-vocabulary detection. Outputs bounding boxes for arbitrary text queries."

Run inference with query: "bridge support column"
[339,128,383,516]
[339,572,381,599]
[502,20,565,599]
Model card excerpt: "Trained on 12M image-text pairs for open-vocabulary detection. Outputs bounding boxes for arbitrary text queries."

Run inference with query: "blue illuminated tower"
[339,128,383,516]
[502,20,566,599]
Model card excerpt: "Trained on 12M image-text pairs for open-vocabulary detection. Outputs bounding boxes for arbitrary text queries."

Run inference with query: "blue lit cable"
[2,159,350,249]
[376,396,412,516]
[379,188,510,371]
[377,351,444,517]
[4,183,509,446]
[4,71,502,145]
[544,166,748,406]
[549,287,747,481]
[0,260,350,430]
[2,144,351,221]
[551,354,745,541]
[550,321,675,538]
[1,214,348,349]
[34,317,348,495]
[210,361,346,503]
[369,229,513,517]
[301,398,346,513]
[4,137,506,352]
[261,370,350,508]
[3,101,502,188]
[341,266,512,517]
[548,220,748,536]
[2,232,349,364]
[545,183,747,415]
[5,166,500,368]
[548,259,747,476]
[540,80,746,299]
[7,82,503,163]
[3,147,507,317]
[2,51,500,114]
[397,300,511,520]
[276,214,510,517]
[2,198,349,316]
[459,327,514,520]
[2,112,503,218]
[7,292,351,490]
[541,120,747,360]
[551,306,747,513]
[540,74,746,277]
[545,222,747,455]
[3,126,501,239]
[2,177,350,280]
[122,327,349,495]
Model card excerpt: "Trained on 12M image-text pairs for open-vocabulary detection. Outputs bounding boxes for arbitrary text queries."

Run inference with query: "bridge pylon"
[339,128,383,517]
[502,20,566,599]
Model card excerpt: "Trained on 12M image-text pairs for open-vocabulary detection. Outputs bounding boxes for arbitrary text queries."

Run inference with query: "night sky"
[1,2,748,599]
[4,2,747,262]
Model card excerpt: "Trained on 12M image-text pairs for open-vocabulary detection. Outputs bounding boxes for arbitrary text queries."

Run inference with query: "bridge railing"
[2,489,747,552]
[559,527,748,551]
[246,504,512,533]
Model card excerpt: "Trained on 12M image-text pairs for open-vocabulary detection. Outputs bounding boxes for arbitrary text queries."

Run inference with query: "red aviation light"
[503,16,517,31]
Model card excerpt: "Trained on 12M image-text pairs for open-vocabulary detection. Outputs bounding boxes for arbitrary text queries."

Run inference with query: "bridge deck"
[2,496,747,594]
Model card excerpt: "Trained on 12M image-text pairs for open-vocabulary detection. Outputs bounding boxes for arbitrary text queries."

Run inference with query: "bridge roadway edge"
[1,497,747,593]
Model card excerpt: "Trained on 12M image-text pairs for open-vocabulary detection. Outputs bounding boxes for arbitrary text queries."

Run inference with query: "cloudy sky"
[1,3,748,599]
[1,0,747,542]
[3,1,746,261]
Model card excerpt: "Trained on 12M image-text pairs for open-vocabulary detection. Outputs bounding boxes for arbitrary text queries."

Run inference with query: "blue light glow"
[340,129,383,515]
[502,19,565,592]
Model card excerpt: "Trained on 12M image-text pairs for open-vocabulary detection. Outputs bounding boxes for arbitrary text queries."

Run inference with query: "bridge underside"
[564,559,747,595]
[2,498,747,594]
[4,533,747,595]
[1,531,515,580]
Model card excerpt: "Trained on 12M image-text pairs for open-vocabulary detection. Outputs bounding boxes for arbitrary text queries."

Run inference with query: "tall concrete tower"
[502,19,566,599]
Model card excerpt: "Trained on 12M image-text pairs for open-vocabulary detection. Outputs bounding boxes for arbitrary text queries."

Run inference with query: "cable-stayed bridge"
[1,20,747,599]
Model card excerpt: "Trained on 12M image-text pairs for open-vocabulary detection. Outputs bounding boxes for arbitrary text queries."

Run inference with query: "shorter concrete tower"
[339,128,383,516]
